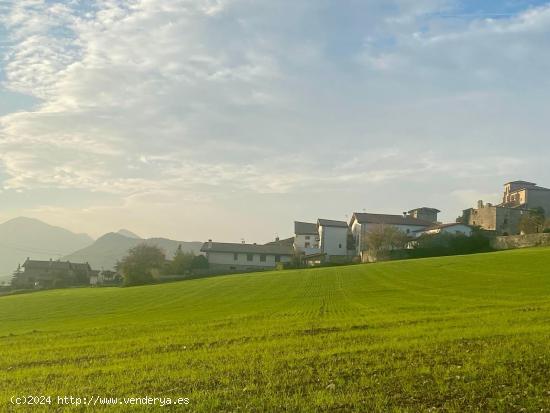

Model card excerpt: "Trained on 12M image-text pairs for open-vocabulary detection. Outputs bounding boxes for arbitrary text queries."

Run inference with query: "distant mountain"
[62,232,203,271]
[117,229,141,239]
[0,217,94,284]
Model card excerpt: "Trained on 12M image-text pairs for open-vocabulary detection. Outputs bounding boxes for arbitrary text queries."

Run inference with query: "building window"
[305,235,310,240]
[406,229,410,234]
[247,253,253,262]
[275,255,281,262]
[233,253,238,261]
[338,243,342,249]
[260,254,266,262]
[305,242,311,248]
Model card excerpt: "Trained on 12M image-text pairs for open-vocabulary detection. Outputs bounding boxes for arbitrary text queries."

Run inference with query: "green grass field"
[2,248,550,412]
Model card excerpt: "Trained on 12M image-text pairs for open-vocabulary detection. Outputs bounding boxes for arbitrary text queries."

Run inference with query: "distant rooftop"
[408,207,441,213]
[201,242,294,255]
[294,221,318,235]
[317,219,348,228]
[352,213,433,227]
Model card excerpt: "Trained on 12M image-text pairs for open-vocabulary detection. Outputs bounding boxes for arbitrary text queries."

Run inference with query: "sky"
[0,0,549,243]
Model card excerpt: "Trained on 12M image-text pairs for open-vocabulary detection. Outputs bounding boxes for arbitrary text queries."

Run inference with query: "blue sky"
[0,0,549,241]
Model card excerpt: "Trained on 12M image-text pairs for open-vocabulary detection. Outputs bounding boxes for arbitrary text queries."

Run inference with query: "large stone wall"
[492,233,550,250]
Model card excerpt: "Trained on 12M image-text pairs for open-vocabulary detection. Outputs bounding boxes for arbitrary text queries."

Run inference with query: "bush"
[411,232,492,259]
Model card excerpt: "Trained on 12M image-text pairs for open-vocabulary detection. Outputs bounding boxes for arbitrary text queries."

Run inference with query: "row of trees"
[361,225,493,262]
[118,244,208,286]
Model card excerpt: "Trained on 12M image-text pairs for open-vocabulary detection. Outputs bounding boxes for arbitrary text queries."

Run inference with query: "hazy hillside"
[62,232,203,271]
[0,217,94,283]
[116,229,141,239]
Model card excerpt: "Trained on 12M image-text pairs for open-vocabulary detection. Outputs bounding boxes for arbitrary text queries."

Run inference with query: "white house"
[293,221,321,255]
[350,212,435,261]
[318,219,349,260]
[414,223,474,237]
[201,240,294,271]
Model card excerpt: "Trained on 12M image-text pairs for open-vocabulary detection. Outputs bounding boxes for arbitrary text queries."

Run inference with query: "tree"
[363,225,410,262]
[119,244,166,286]
[519,207,546,234]
[166,245,209,275]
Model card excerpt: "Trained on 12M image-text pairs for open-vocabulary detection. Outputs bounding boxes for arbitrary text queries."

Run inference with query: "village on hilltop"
[8,180,550,289]
[203,179,550,271]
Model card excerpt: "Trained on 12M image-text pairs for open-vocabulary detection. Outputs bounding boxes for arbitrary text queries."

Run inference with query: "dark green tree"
[120,244,165,286]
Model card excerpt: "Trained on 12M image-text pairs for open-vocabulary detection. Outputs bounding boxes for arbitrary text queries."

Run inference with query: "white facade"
[319,225,348,257]
[294,234,320,255]
[206,251,291,269]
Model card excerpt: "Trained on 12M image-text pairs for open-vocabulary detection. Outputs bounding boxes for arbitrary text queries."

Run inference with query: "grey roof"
[201,242,294,255]
[23,259,92,271]
[317,219,348,228]
[294,221,318,235]
[264,237,295,247]
[352,213,433,227]
[505,180,536,185]
[408,207,441,213]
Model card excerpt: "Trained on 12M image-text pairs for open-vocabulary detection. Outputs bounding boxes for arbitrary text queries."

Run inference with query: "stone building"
[461,180,550,235]
[501,181,550,216]
[462,201,526,235]
[407,207,440,223]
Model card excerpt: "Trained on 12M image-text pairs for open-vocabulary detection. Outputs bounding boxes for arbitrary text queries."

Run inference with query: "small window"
[233,253,238,261]
[247,253,253,262]
[406,229,410,234]
[305,242,311,248]
[275,255,281,262]
[305,235,310,240]
[260,254,266,262]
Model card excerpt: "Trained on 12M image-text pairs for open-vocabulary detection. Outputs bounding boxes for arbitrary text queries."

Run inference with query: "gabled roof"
[22,259,92,271]
[294,221,318,235]
[264,237,295,247]
[351,213,433,227]
[201,242,294,255]
[317,219,348,228]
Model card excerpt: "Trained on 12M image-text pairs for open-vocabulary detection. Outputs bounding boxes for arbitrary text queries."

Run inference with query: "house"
[293,221,321,255]
[414,223,474,237]
[200,240,294,271]
[350,211,436,261]
[317,219,349,262]
[408,207,441,223]
[12,258,98,289]
[90,270,121,286]
[462,200,526,235]
[501,181,550,216]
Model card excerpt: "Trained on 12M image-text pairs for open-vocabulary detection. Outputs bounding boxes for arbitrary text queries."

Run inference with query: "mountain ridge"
[0,217,95,283]
[62,232,203,271]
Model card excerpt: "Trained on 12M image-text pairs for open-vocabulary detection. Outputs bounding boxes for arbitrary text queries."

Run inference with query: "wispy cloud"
[0,0,548,239]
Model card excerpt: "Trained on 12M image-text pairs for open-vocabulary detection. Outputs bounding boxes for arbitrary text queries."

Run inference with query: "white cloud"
[0,0,549,240]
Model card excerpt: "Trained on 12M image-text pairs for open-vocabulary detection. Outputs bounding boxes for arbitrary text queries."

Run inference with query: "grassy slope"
[1,248,550,412]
